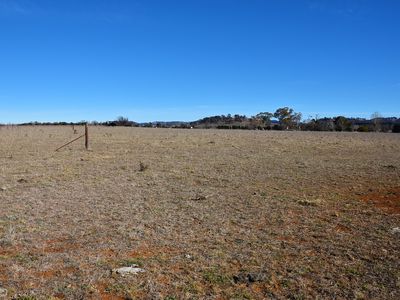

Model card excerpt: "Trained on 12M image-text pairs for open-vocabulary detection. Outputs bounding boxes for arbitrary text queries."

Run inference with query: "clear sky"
[0,0,399,123]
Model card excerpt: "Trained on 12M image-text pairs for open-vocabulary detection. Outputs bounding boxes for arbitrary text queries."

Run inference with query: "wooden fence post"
[85,123,89,150]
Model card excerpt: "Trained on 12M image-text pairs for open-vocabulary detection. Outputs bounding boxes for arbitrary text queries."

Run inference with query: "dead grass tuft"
[138,161,148,172]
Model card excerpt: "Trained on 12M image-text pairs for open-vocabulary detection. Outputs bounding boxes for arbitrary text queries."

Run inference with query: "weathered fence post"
[85,123,89,150]
[55,123,90,152]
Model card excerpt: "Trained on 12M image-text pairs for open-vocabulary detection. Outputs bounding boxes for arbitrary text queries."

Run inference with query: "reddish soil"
[35,266,77,279]
[359,187,400,214]
[94,282,127,300]
[43,238,80,253]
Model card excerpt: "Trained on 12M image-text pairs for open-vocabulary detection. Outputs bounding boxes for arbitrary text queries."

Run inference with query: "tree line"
[3,107,400,132]
[190,107,400,133]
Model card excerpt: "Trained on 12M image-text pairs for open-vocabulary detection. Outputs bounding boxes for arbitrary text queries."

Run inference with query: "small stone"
[247,272,268,282]
[233,272,269,284]
[0,287,8,298]
[191,195,206,201]
[297,198,324,207]
[391,227,400,235]
[112,265,145,277]
[0,187,6,191]
[383,165,396,170]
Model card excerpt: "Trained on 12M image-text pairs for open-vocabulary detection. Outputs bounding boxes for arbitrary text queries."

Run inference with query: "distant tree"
[371,112,382,132]
[292,112,302,128]
[248,116,263,129]
[233,114,246,122]
[273,107,302,129]
[142,122,153,128]
[117,116,128,124]
[115,116,136,126]
[317,118,335,131]
[255,112,274,126]
[334,116,353,131]
[302,116,320,131]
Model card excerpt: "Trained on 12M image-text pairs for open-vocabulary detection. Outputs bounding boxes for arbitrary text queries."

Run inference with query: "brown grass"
[0,126,399,299]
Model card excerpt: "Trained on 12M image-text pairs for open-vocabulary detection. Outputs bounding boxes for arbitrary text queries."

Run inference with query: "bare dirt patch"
[359,187,400,214]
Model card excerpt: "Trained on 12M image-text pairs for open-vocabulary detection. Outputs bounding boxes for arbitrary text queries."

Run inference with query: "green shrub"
[357,125,370,132]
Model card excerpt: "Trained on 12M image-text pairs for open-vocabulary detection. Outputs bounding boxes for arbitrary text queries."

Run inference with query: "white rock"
[113,265,145,277]
[391,227,400,235]
[0,287,7,298]
[0,187,6,191]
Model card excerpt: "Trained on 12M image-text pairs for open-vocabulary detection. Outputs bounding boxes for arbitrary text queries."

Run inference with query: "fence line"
[55,124,90,152]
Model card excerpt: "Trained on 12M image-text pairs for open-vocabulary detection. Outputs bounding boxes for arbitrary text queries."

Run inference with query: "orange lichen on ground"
[359,187,400,214]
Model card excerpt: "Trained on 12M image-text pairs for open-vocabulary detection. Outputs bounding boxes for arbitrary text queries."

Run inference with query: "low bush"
[357,125,370,132]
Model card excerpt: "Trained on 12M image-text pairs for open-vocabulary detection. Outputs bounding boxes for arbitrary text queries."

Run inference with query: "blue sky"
[0,0,399,123]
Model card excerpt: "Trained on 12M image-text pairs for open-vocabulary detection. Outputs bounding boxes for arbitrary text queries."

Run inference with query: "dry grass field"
[0,126,399,299]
